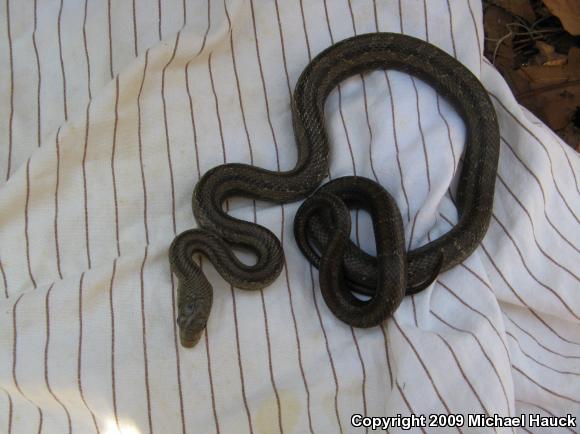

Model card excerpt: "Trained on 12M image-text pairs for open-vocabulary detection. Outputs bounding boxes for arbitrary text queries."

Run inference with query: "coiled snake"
[169,32,499,347]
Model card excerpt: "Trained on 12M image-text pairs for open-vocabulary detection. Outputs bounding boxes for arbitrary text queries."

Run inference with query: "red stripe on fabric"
[505,315,580,360]
[310,266,343,434]
[409,78,431,191]
[54,128,63,279]
[109,259,120,430]
[495,174,579,281]
[208,40,254,434]
[465,0,482,57]
[24,160,36,288]
[157,0,162,41]
[44,283,73,434]
[137,49,151,243]
[204,329,221,434]
[2,388,13,434]
[443,0,458,57]
[161,32,181,234]
[393,318,457,422]
[77,274,101,433]
[0,260,7,298]
[432,310,513,416]
[480,243,580,342]
[160,30,187,434]
[107,0,114,79]
[506,332,580,377]
[132,0,138,57]
[226,4,285,429]
[438,210,578,350]
[516,399,576,434]
[57,0,68,120]
[247,1,317,430]
[491,94,579,224]
[380,324,394,390]
[500,136,579,253]
[487,217,579,322]
[5,0,14,180]
[33,0,41,147]
[383,73,411,222]
[111,75,121,257]
[435,334,493,418]
[184,4,220,430]
[12,293,43,434]
[230,286,255,434]
[321,5,372,423]
[139,247,154,434]
[83,0,92,101]
[436,278,510,361]
[81,99,93,269]
[513,365,580,405]
[396,381,427,434]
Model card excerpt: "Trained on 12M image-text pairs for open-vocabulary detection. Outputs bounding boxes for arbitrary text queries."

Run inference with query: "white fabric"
[0,1,578,433]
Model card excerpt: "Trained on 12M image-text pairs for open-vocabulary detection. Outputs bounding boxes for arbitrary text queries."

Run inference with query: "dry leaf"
[520,65,574,85]
[543,58,568,66]
[543,0,580,35]
[536,41,556,56]
[484,0,580,150]
[492,0,536,22]
[534,41,568,65]
[568,46,580,69]
[517,79,580,132]
[543,91,578,130]
[558,122,580,151]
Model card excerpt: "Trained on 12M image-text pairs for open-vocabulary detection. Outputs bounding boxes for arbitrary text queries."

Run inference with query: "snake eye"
[181,302,195,315]
[177,302,196,326]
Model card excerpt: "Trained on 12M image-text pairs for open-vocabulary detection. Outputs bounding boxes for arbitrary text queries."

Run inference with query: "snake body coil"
[169,32,499,347]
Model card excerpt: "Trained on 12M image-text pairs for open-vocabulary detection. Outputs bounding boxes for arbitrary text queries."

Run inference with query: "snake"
[169,32,499,347]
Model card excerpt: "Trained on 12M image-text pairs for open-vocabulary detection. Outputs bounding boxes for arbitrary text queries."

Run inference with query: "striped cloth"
[1,1,578,433]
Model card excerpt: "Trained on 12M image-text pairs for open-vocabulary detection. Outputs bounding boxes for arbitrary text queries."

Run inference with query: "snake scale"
[169,32,499,348]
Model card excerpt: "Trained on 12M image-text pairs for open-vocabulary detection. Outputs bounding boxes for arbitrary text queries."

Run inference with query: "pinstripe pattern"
[184,5,220,432]
[81,0,93,271]
[160,9,188,432]
[397,379,427,434]
[139,248,153,434]
[12,293,43,434]
[44,281,72,434]
[517,399,575,434]
[208,36,257,432]
[32,0,41,148]
[432,309,512,413]
[4,0,14,180]
[108,259,119,431]
[0,1,578,433]
[0,260,7,298]
[107,0,113,79]
[228,4,285,429]
[24,159,36,289]
[111,75,121,258]
[53,128,64,280]
[57,0,68,121]
[77,273,100,433]
[1,388,12,434]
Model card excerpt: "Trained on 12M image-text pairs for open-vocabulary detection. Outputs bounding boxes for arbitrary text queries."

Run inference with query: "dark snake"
[169,32,499,347]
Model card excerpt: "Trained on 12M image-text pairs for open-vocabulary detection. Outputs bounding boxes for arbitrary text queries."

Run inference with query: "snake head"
[177,301,207,348]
